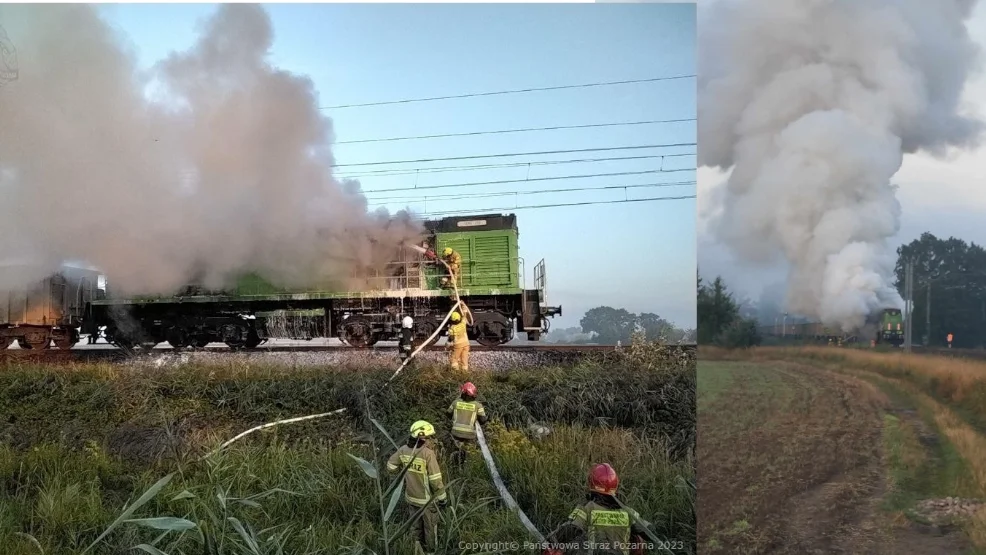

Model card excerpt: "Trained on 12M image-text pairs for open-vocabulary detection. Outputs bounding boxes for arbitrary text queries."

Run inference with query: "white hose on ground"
[200,408,348,461]
[475,424,546,542]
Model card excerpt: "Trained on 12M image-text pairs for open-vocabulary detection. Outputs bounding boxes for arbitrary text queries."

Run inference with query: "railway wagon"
[85,213,562,350]
[1,264,100,349]
[757,321,844,342]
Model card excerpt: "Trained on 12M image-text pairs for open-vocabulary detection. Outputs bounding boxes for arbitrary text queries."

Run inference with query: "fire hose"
[197,249,549,539]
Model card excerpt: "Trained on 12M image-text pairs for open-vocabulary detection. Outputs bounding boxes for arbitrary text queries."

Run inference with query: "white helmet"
[402,316,414,329]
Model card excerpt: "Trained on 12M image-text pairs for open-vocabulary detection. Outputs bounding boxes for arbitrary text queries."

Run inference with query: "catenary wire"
[330,142,696,168]
[365,180,697,205]
[320,75,696,109]
[361,168,692,195]
[334,153,695,179]
[415,195,697,217]
[335,118,696,145]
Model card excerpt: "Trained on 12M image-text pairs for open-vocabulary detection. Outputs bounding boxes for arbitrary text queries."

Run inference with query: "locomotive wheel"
[221,323,249,350]
[18,337,50,350]
[476,334,510,347]
[193,338,210,348]
[341,317,376,348]
[1,336,12,349]
[413,320,441,348]
[140,342,158,352]
[54,338,77,350]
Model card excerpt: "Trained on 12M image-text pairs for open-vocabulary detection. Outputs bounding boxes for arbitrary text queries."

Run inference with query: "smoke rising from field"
[698,0,984,331]
[0,4,422,294]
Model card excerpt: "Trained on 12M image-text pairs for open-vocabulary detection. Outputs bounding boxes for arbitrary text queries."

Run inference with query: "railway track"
[0,343,696,364]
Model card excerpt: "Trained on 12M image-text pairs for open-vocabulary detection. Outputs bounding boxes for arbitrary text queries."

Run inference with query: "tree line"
[528,306,694,344]
[894,232,986,349]
[696,273,761,347]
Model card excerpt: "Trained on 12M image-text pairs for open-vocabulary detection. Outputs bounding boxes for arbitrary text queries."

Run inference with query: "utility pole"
[925,282,931,347]
[904,259,913,353]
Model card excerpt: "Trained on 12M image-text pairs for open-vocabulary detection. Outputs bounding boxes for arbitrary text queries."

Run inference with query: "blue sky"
[97,3,696,329]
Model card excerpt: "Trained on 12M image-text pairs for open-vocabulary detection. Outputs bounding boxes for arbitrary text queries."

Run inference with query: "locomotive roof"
[423,213,517,233]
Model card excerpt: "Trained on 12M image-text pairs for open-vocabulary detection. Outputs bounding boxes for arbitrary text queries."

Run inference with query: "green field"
[699,347,986,555]
[0,344,695,554]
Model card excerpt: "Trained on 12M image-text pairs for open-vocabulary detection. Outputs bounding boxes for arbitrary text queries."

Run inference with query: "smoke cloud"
[698,0,984,331]
[0,4,422,294]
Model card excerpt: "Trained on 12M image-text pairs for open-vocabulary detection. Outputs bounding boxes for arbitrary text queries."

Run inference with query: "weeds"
[0,346,695,554]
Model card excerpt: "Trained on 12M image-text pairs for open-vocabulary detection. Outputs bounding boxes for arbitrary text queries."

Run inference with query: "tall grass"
[0,345,695,554]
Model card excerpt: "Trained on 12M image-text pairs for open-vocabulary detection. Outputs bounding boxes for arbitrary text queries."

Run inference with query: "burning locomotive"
[1,213,561,350]
[757,308,905,347]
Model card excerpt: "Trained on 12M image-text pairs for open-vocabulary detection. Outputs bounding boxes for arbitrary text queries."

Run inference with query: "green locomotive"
[874,308,904,347]
[84,213,561,350]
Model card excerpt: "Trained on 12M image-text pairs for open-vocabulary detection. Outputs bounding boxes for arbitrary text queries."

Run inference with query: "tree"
[697,272,760,348]
[580,306,637,344]
[895,233,986,348]
[639,312,673,341]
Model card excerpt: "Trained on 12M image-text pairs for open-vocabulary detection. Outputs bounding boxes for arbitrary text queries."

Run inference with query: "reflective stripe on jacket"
[386,444,447,506]
[448,399,486,439]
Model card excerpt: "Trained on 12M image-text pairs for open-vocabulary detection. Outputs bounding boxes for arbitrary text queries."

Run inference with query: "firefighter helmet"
[461,382,477,397]
[588,463,619,495]
[450,312,461,323]
[443,247,453,257]
[402,316,414,329]
[409,420,436,438]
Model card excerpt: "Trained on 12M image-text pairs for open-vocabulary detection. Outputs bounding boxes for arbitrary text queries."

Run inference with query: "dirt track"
[698,360,972,554]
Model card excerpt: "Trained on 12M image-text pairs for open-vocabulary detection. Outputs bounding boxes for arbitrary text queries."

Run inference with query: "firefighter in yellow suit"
[386,420,447,555]
[440,247,462,288]
[447,311,470,371]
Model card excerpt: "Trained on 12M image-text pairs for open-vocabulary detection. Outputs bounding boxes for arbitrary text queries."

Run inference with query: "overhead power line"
[335,153,695,179]
[320,75,696,110]
[416,195,697,217]
[336,118,696,145]
[365,180,697,206]
[331,142,697,168]
[363,168,692,195]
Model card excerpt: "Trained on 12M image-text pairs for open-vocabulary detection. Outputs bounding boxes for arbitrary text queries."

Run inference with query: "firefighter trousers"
[450,343,470,370]
[409,502,440,554]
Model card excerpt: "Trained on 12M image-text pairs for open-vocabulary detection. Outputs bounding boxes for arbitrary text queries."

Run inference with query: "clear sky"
[698,1,986,309]
[93,3,697,329]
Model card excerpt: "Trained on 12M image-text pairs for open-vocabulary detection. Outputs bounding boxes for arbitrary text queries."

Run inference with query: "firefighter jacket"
[448,321,469,346]
[386,443,447,507]
[555,498,649,555]
[398,328,414,358]
[447,396,488,440]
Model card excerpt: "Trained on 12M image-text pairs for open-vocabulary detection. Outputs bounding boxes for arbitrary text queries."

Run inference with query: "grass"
[697,359,888,554]
[0,343,695,554]
[702,346,986,553]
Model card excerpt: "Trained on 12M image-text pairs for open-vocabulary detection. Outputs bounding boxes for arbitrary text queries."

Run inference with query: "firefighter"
[447,311,470,371]
[440,247,461,288]
[446,381,488,465]
[386,420,448,555]
[399,316,415,367]
[544,464,651,555]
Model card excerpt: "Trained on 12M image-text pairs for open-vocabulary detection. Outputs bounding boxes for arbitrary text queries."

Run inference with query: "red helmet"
[588,463,619,495]
[461,382,477,397]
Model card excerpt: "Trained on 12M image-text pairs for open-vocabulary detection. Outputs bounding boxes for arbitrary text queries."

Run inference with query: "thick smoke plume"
[0,4,422,294]
[699,0,984,331]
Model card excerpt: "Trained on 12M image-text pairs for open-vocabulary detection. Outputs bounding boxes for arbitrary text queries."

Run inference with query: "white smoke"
[699,0,984,331]
[0,5,422,295]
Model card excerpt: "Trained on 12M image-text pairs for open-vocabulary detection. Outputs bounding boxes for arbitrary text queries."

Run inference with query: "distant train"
[1,213,562,350]
[757,308,904,347]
